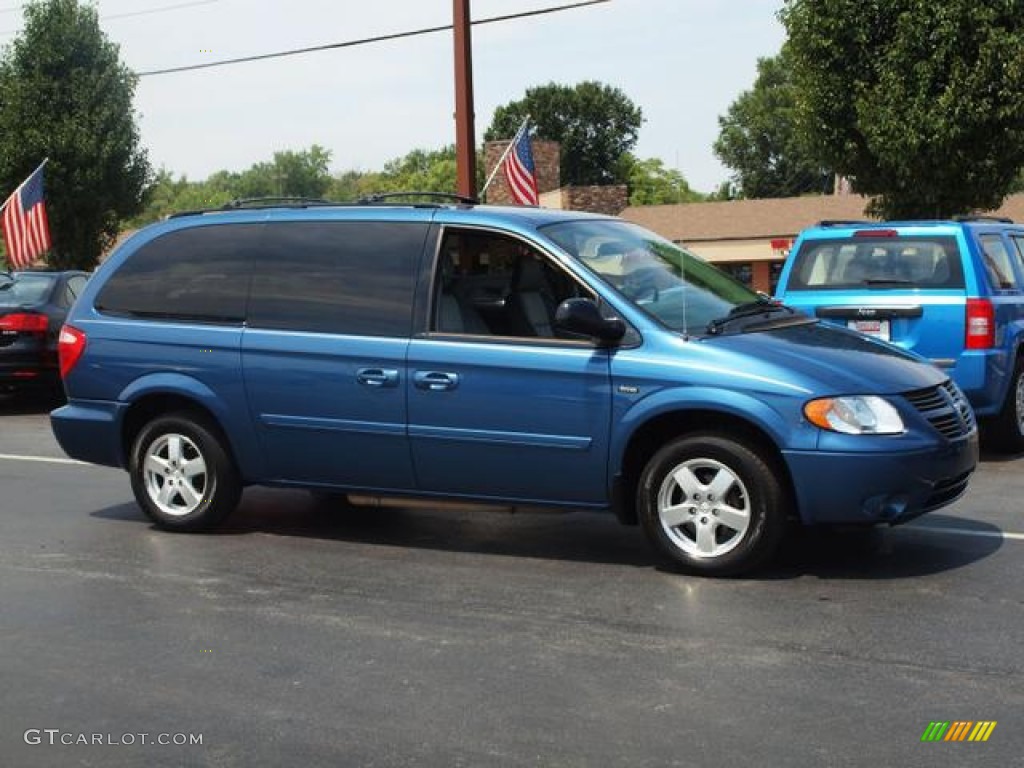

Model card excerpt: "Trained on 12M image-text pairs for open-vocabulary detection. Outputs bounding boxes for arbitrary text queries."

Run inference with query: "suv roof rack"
[816,219,874,227]
[952,215,1014,224]
[357,191,479,206]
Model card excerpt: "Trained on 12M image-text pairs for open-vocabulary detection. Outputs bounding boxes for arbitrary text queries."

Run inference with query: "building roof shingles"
[621,193,1024,243]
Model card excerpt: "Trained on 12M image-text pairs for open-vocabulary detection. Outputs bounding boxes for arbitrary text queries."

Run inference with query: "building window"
[718,262,752,287]
[770,261,785,294]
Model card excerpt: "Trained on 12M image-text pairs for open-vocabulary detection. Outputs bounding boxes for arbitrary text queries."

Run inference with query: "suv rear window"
[0,273,56,306]
[786,235,964,290]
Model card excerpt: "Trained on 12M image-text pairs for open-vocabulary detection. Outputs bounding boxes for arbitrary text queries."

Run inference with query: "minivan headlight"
[803,396,905,435]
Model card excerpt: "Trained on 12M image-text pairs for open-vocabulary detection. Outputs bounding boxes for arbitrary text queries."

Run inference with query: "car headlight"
[803,395,905,435]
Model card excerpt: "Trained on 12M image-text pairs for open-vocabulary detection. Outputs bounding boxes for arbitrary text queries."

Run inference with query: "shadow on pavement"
[759,514,1003,580]
[90,489,1005,579]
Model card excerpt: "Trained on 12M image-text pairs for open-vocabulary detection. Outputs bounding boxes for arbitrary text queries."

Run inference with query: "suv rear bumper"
[783,432,979,525]
[950,351,1006,416]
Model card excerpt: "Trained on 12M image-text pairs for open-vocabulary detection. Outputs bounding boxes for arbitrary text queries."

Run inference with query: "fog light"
[861,494,908,521]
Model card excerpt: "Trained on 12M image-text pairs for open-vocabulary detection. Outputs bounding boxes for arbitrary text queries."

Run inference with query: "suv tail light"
[58,325,87,378]
[0,312,48,333]
[965,299,995,349]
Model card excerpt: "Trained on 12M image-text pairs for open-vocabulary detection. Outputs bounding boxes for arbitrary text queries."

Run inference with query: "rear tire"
[637,433,786,576]
[129,412,241,531]
[990,360,1024,454]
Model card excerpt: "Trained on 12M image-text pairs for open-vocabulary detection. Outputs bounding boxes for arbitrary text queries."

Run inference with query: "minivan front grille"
[903,380,976,439]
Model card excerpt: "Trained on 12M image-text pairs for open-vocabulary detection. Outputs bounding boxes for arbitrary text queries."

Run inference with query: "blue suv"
[51,198,978,576]
[775,217,1024,452]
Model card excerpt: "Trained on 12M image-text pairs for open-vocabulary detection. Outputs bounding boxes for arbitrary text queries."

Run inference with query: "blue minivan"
[51,199,978,576]
[775,218,1024,452]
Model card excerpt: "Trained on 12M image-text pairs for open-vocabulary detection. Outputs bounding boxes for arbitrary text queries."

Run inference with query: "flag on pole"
[501,128,539,206]
[2,162,52,270]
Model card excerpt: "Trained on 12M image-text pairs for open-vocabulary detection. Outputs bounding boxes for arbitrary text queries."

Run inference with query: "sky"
[0,0,787,194]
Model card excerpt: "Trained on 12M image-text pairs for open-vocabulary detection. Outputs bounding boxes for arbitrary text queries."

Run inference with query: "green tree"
[485,82,643,186]
[327,146,483,200]
[235,145,333,199]
[780,0,1024,218]
[620,155,703,205]
[714,50,832,199]
[128,169,234,228]
[0,0,149,269]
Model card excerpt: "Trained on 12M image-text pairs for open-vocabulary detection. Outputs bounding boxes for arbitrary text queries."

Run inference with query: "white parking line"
[909,525,1024,542]
[0,452,89,466]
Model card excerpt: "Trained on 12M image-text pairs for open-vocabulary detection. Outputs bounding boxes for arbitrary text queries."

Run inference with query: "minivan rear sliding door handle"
[413,371,460,391]
[356,368,400,388]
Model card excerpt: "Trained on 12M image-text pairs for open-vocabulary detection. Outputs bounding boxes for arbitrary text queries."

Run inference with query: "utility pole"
[453,0,476,198]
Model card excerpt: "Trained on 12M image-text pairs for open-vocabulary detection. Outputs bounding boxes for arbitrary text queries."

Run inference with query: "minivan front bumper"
[782,432,979,525]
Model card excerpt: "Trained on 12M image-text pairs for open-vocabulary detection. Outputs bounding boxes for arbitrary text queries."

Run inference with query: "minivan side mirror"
[554,298,626,343]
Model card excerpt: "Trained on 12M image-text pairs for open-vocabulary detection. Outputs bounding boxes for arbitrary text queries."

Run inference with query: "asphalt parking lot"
[0,393,1021,767]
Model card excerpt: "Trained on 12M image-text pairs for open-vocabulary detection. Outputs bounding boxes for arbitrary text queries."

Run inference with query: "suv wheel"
[129,412,241,531]
[637,434,785,576]
[991,360,1024,453]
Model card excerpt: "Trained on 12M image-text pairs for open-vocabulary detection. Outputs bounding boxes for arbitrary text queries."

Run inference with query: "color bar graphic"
[921,721,996,742]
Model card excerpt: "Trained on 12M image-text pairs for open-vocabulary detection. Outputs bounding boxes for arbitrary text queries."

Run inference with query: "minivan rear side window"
[248,221,426,337]
[786,236,964,290]
[95,224,257,323]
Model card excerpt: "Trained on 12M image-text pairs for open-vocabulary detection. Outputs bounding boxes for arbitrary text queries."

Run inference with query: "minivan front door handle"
[356,368,400,388]
[414,371,460,391]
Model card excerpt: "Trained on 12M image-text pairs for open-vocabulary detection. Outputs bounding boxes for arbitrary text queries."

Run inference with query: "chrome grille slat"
[903,380,975,439]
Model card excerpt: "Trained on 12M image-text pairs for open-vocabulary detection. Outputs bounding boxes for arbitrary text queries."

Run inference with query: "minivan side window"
[94,224,257,323]
[979,234,1019,290]
[433,228,594,338]
[248,221,426,337]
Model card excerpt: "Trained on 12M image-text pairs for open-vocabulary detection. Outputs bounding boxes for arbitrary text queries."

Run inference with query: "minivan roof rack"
[167,197,337,218]
[357,191,479,206]
[816,219,874,227]
[952,215,1014,224]
[221,196,335,209]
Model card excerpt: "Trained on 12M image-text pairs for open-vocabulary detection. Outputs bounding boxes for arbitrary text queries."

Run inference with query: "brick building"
[483,137,628,216]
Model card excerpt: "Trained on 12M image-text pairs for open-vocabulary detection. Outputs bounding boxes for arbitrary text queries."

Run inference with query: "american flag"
[2,163,52,270]
[502,128,539,206]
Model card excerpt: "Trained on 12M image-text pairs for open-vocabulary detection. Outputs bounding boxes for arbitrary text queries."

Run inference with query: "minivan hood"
[703,321,945,394]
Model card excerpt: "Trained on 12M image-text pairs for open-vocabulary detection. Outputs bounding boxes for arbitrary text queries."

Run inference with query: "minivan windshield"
[541,219,759,334]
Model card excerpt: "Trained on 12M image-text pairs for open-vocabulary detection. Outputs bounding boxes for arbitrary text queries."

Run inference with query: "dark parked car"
[0,270,89,395]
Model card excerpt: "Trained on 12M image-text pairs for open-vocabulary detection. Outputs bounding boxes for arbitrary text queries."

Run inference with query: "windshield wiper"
[861,278,913,286]
[706,299,799,335]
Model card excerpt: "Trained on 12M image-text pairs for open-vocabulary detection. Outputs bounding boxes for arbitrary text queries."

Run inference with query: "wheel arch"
[117,373,260,479]
[613,408,797,526]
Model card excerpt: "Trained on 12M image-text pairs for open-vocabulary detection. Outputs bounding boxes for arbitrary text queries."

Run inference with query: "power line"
[104,0,221,22]
[0,0,222,35]
[136,0,611,77]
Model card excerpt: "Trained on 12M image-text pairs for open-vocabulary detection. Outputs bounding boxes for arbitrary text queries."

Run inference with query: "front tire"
[637,433,786,576]
[990,360,1024,453]
[129,412,241,531]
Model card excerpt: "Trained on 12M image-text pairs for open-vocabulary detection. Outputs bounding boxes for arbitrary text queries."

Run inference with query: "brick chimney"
[483,138,560,204]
